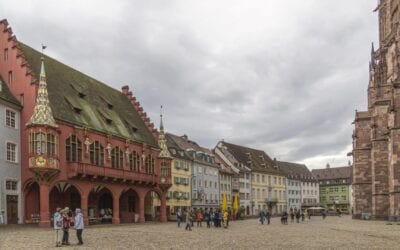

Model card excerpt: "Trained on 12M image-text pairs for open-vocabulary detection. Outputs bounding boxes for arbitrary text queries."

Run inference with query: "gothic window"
[111,146,123,168]
[90,141,104,166]
[145,154,155,174]
[29,131,58,157]
[129,151,140,172]
[65,135,82,162]
[160,160,169,177]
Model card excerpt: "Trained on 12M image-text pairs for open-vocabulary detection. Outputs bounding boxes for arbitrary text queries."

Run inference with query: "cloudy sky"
[1,0,378,169]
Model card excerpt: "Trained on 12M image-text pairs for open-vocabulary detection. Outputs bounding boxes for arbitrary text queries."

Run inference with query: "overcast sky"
[1,0,379,169]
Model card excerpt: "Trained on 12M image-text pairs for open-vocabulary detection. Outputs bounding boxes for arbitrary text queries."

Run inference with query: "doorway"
[7,195,18,224]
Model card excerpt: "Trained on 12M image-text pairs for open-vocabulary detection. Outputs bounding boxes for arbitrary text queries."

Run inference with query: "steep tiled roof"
[0,75,21,108]
[18,43,157,147]
[166,133,218,167]
[311,166,352,181]
[221,141,284,175]
[277,161,316,181]
[165,133,192,161]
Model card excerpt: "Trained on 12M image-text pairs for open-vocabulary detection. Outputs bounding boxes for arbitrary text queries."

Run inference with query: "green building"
[312,165,352,213]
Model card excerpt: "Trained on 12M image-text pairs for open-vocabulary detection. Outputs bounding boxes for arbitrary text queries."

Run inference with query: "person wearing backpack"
[177,208,182,228]
[53,208,63,247]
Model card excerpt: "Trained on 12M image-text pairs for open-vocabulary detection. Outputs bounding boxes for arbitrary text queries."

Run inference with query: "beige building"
[165,134,192,220]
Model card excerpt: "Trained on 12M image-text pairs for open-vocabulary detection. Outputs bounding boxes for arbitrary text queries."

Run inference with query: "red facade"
[0,19,172,227]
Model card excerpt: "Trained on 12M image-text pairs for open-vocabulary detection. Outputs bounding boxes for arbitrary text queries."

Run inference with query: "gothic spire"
[158,105,171,158]
[27,54,57,128]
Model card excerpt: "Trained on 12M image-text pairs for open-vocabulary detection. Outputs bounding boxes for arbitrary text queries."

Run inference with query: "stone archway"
[23,181,40,223]
[144,190,161,222]
[119,188,139,223]
[49,182,82,215]
[88,186,114,224]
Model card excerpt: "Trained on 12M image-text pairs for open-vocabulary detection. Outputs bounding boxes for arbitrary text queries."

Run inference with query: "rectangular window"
[8,71,12,85]
[4,48,8,61]
[6,142,17,162]
[6,109,16,128]
[6,180,17,190]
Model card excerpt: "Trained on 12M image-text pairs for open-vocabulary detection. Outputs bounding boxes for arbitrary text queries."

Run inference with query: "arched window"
[111,146,123,168]
[145,155,155,174]
[29,131,58,157]
[129,151,140,172]
[90,141,104,166]
[66,135,82,162]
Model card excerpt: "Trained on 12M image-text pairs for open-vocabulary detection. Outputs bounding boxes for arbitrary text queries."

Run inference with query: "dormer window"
[100,96,113,109]
[65,96,83,114]
[98,108,112,125]
[70,84,86,98]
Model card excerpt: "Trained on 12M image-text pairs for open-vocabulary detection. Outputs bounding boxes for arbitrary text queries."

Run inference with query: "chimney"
[326,163,330,169]
[181,134,188,140]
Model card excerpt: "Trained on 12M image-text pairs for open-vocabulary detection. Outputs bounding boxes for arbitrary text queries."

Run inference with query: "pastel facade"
[0,78,22,224]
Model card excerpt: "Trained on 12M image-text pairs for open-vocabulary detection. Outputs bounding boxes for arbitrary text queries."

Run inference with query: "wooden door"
[7,195,18,224]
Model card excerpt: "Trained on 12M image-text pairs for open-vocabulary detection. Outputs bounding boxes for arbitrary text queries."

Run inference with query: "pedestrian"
[218,210,223,227]
[290,211,295,223]
[210,210,215,227]
[53,208,63,247]
[259,211,265,225]
[204,209,210,228]
[197,209,203,227]
[301,211,305,222]
[296,211,300,223]
[223,210,229,228]
[74,208,84,245]
[190,210,196,227]
[266,211,270,225]
[322,210,326,220]
[177,208,182,228]
[62,207,71,245]
[184,209,192,231]
[304,209,308,223]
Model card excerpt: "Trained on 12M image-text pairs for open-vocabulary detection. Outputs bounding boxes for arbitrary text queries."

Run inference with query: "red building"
[0,19,172,227]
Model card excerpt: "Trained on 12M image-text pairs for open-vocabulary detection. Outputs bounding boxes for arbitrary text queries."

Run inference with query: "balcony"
[265,197,278,204]
[67,162,159,184]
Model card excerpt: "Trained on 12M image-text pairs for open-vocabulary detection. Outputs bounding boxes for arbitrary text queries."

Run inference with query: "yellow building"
[165,133,192,220]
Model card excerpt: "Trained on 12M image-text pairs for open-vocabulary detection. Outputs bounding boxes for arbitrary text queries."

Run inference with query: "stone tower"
[353,0,400,220]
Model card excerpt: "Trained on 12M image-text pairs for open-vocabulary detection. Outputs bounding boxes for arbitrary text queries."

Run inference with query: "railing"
[68,162,159,183]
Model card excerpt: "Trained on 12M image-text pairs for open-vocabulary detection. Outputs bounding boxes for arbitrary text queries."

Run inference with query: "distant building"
[167,134,220,210]
[0,77,22,224]
[215,155,234,209]
[312,165,352,213]
[215,141,286,215]
[164,134,192,220]
[277,161,318,211]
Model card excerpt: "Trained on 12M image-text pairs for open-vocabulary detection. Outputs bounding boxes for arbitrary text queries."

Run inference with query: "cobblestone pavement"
[0,216,399,249]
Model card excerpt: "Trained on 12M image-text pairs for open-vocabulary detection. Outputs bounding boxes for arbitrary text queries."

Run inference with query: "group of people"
[53,207,84,247]
[258,208,317,225]
[177,208,230,231]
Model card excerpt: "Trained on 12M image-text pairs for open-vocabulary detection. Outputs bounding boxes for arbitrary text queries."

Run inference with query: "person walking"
[53,208,63,247]
[290,211,295,223]
[259,211,265,225]
[184,209,192,231]
[210,210,215,227]
[223,210,229,228]
[205,209,210,228]
[266,211,271,225]
[177,208,182,228]
[74,208,84,245]
[62,207,71,245]
[296,211,300,223]
[197,210,203,227]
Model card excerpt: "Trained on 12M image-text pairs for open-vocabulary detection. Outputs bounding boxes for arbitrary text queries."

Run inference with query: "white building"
[0,77,22,224]
[278,161,319,211]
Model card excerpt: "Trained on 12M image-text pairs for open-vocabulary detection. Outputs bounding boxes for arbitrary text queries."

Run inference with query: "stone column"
[160,191,167,222]
[139,195,145,223]
[81,194,89,226]
[39,184,50,227]
[112,194,120,224]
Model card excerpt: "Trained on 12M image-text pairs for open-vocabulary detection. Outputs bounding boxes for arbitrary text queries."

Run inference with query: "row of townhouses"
[0,19,352,225]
